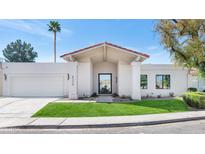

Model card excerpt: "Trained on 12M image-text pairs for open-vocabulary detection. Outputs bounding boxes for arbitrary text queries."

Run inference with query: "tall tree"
[155,19,205,76]
[2,40,38,62]
[48,21,61,63]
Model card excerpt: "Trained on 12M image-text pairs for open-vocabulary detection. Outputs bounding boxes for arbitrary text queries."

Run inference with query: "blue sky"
[0,19,171,63]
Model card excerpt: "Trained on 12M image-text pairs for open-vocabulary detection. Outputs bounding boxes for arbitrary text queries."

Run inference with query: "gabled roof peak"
[60,42,150,58]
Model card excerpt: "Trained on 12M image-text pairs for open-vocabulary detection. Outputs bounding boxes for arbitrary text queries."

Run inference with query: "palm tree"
[48,21,61,63]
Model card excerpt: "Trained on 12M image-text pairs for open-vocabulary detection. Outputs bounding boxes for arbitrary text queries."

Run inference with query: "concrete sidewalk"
[1,110,205,129]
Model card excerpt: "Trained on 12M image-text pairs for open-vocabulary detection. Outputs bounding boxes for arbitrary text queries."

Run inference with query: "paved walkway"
[1,110,205,129]
[2,119,205,134]
[0,97,59,117]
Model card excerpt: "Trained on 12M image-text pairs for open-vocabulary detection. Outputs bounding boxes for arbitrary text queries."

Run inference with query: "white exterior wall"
[188,75,205,91]
[141,64,188,97]
[188,75,198,89]
[1,62,202,99]
[77,62,93,97]
[118,61,132,97]
[93,62,117,94]
[198,77,205,91]
[131,61,141,100]
[2,63,78,99]
[90,62,94,95]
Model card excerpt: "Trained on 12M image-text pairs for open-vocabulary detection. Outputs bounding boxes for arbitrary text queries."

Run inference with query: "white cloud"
[61,27,72,34]
[0,19,72,39]
[146,46,158,51]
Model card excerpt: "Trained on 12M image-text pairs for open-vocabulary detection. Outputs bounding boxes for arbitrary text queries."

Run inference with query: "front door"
[98,73,112,94]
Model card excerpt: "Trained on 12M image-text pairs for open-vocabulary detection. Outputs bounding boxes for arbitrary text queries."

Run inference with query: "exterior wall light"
[4,74,7,81]
[67,73,70,80]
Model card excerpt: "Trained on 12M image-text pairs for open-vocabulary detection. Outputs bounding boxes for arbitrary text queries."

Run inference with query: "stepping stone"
[96,96,113,102]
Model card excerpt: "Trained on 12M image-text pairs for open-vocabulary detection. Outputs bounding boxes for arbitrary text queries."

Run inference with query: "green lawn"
[33,99,189,117]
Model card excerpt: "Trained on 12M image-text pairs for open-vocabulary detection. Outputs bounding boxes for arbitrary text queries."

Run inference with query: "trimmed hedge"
[183,92,205,109]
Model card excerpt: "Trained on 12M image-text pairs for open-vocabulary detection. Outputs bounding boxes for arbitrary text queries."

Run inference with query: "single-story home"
[0,42,204,100]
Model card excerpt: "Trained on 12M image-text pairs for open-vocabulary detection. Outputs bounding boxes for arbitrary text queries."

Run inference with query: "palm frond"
[47,21,61,32]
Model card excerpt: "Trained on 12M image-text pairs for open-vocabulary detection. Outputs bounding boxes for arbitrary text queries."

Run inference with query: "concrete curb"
[5,116,205,129]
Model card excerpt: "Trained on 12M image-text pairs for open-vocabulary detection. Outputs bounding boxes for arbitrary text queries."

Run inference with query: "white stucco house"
[0,42,204,100]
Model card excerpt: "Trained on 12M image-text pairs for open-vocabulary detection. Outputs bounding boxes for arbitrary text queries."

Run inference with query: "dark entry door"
[98,73,112,94]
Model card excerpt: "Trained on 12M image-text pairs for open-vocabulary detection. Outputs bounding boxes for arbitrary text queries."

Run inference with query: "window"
[156,75,170,89]
[141,74,148,89]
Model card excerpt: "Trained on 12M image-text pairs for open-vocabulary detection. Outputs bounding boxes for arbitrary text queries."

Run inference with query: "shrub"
[112,93,119,97]
[157,94,161,98]
[183,92,205,109]
[169,92,174,97]
[195,92,205,95]
[91,92,97,97]
[187,87,197,92]
[120,95,131,99]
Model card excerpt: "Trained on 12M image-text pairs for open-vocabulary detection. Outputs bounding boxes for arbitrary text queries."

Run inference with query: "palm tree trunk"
[54,32,56,63]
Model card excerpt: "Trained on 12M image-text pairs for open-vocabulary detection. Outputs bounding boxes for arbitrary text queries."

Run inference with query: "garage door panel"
[10,75,65,97]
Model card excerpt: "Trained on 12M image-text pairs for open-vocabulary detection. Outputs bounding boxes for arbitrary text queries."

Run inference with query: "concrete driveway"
[0,97,59,118]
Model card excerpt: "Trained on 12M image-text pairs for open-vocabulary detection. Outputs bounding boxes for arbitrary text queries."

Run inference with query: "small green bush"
[183,92,205,109]
[187,87,198,92]
[112,93,119,97]
[169,92,174,97]
[90,92,97,97]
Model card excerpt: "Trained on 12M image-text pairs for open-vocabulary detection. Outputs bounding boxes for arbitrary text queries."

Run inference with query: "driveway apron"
[0,97,59,117]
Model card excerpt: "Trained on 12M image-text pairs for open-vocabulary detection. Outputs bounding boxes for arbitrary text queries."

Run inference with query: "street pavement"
[1,119,205,134]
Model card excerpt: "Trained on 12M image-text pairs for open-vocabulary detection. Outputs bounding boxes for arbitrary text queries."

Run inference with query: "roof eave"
[60,42,150,59]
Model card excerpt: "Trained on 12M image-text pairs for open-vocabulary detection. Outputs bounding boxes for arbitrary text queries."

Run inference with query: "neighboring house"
[0,42,204,100]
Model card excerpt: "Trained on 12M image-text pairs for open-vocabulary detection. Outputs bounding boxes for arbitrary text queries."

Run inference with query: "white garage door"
[10,74,65,97]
